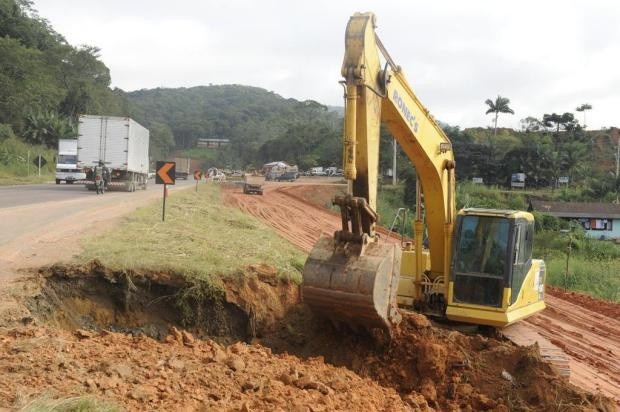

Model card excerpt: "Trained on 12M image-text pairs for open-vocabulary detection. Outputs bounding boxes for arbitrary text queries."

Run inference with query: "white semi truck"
[55,139,86,184]
[77,115,150,192]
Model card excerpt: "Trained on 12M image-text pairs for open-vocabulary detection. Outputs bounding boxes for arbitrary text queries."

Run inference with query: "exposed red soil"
[546,285,620,319]
[2,263,612,412]
[0,326,411,411]
[224,182,620,406]
[524,294,620,404]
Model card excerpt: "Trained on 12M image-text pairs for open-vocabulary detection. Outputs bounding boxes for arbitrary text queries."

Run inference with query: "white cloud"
[33,0,620,129]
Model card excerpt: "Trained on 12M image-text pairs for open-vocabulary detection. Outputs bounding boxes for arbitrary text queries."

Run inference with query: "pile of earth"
[0,262,613,411]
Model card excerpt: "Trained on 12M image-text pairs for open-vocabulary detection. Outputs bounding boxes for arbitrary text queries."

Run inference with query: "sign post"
[193,170,202,192]
[33,155,46,177]
[156,161,176,221]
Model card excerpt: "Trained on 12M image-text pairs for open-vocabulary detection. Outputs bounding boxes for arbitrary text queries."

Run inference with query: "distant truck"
[266,165,299,181]
[173,158,189,180]
[168,157,202,180]
[55,139,86,184]
[275,170,298,182]
[77,115,150,192]
[243,182,263,195]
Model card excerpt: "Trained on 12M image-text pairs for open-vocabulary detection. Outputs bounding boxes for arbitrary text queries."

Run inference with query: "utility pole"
[392,138,397,185]
[616,136,620,179]
[616,136,620,204]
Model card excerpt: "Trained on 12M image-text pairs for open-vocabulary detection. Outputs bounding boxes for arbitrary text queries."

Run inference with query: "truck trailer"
[168,157,203,180]
[55,139,86,184]
[77,115,150,192]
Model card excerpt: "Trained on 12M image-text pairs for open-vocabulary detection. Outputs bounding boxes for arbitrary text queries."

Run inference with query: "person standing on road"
[93,161,106,194]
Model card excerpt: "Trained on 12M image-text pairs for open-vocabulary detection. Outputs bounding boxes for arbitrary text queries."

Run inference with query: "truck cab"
[56,139,86,184]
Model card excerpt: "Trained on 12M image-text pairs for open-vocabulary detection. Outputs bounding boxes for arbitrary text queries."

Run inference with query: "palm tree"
[575,103,592,128]
[22,111,76,148]
[485,95,515,138]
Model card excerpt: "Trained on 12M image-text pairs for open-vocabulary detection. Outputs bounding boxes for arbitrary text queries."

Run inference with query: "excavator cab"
[445,209,546,327]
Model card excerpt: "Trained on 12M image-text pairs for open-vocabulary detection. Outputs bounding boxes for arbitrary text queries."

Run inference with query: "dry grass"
[78,184,305,284]
[19,394,119,412]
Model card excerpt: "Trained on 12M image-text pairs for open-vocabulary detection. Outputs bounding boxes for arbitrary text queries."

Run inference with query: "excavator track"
[501,322,571,378]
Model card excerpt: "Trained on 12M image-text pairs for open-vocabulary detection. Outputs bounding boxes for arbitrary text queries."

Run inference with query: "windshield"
[58,154,77,164]
[455,216,510,277]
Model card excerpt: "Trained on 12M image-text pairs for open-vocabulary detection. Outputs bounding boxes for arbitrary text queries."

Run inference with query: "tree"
[148,122,175,160]
[485,95,514,138]
[575,103,592,129]
[0,36,64,127]
[22,111,76,148]
[542,112,577,134]
[520,116,542,132]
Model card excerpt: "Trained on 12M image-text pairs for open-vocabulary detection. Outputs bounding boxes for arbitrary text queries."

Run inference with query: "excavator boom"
[303,12,454,333]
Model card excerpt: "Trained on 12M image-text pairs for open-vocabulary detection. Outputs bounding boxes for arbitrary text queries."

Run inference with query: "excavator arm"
[303,12,455,332]
[341,12,456,281]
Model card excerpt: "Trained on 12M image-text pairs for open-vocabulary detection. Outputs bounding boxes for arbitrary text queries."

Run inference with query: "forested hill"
[0,0,126,142]
[125,85,343,168]
[0,0,343,167]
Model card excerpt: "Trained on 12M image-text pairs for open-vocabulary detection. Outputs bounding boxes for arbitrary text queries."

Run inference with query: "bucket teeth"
[302,236,402,333]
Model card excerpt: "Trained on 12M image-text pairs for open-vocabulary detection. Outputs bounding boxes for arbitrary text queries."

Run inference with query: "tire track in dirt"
[224,182,620,404]
[224,184,345,252]
[524,295,619,404]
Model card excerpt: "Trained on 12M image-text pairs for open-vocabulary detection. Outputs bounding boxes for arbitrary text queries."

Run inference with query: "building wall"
[583,218,620,240]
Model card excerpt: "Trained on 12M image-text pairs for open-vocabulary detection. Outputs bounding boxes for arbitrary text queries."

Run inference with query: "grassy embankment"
[377,181,620,302]
[78,184,305,285]
[0,137,56,185]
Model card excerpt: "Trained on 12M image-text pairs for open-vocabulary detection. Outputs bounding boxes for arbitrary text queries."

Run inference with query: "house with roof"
[529,200,620,240]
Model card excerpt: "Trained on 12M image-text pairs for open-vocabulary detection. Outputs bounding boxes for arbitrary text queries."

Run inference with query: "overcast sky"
[33,0,619,130]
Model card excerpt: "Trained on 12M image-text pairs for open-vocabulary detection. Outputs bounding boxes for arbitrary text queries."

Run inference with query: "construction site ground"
[223,179,620,406]
[0,178,616,411]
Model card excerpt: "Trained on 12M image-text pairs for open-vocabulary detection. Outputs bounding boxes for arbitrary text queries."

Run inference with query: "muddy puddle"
[8,261,614,411]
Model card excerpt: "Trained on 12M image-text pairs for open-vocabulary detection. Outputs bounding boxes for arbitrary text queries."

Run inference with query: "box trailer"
[77,115,150,192]
[168,157,203,180]
[55,139,86,184]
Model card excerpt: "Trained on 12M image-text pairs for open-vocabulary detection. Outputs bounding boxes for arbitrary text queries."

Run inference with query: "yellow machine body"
[301,12,545,333]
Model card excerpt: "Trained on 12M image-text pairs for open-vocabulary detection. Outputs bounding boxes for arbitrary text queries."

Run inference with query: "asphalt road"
[0,179,195,209]
[0,178,196,276]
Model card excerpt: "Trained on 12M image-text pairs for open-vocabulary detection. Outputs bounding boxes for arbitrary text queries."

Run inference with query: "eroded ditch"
[15,261,615,411]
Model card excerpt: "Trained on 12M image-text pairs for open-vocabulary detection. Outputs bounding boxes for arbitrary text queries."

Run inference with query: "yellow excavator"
[302,12,546,334]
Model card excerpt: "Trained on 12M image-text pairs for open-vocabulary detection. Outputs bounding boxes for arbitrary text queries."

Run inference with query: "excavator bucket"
[302,235,402,333]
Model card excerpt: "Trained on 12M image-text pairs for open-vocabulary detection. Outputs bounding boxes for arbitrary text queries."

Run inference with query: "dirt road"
[224,182,620,404]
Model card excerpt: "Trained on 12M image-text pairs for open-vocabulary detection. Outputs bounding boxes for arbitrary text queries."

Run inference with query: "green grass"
[0,137,56,185]
[535,229,620,302]
[19,395,119,412]
[78,184,305,284]
[545,256,620,302]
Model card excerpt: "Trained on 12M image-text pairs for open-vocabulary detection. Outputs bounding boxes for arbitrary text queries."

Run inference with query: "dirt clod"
[129,384,158,401]
[416,342,447,381]
[108,362,132,379]
[226,354,246,371]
